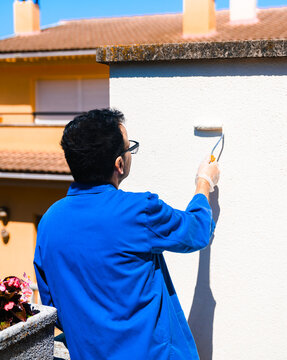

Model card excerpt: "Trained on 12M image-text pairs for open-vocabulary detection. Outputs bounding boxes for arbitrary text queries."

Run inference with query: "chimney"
[13,0,40,35]
[183,0,216,37]
[230,0,258,24]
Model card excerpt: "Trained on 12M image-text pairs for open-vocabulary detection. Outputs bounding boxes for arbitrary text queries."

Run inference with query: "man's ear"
[115,156,124,175]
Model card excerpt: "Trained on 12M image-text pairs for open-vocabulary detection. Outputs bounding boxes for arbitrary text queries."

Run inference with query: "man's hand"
[195,156,220,200]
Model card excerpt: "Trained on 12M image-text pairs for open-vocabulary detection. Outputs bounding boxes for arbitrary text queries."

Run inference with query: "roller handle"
[210,155,216,163]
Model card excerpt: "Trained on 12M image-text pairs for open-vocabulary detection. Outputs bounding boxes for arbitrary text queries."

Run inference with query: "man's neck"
[109,174,120,189]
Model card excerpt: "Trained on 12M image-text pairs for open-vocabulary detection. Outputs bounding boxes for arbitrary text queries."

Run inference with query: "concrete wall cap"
[0,304,57,351]
[95,40,287,63]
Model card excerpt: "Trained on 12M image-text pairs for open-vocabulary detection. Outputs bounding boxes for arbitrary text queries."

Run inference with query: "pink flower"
[7,278,15,287]
[4,301,14,311]
[0,283,6,292]
[20,294,28,303]
[23,273,32,286]
[22,287,33,297]
[6,277,20,288]
[20,282,33,301]
[13,278,20,288]
[20,274,33,300]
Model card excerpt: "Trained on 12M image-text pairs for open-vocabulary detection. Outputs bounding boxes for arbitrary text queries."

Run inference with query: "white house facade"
[109,56,287,360]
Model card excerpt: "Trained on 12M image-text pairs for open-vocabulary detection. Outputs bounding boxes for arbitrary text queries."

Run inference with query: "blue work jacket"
[34,183,215,360]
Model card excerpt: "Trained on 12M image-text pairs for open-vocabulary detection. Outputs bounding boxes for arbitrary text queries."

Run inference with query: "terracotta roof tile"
[0,8,287,53]
[0,151,70,175]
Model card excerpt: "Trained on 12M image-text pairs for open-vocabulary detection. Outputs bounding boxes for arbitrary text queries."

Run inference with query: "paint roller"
[194,124,224,162]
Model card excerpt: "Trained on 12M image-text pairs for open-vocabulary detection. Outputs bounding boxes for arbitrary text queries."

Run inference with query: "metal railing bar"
[0,112,84,116]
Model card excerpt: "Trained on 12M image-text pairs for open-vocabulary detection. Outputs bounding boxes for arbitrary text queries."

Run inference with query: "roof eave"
[0,172,73,181]
[0,49,98,59]
[0,40,287,63]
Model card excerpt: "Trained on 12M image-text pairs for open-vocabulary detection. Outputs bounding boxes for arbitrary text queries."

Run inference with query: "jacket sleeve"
[145,193,215,253]
[34,242,63,331]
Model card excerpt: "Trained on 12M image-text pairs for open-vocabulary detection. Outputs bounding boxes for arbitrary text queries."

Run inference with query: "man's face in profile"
[119,124,132,181]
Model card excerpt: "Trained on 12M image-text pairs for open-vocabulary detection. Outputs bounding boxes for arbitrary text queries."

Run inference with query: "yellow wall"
[0,126,64,152]
[0,180,69,282]
[0,57,109,286]
[0,59,109,124]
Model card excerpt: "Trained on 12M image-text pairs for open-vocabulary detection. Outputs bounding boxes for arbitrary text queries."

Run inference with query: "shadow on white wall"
[188,187,220,360]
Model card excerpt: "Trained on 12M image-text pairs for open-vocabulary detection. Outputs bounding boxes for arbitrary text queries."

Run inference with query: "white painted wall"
[110,58,287,360]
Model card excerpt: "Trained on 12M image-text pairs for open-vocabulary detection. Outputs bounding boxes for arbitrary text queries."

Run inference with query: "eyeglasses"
[121,140,139,155]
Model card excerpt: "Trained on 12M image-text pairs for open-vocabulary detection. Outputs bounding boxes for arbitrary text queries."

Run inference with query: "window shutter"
[35,78,109,124]
[81,78,109,111]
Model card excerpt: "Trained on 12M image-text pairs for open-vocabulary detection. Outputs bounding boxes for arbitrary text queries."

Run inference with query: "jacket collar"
[67,182,117,196]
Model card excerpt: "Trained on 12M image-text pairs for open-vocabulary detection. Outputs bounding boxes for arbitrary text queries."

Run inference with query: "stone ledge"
[0,304,57,351]
[54,341,70,360]
[95,40,287,63]
[54,333,70,360]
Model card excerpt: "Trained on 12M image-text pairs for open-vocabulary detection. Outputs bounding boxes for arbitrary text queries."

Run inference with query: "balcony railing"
[0,112,83,124]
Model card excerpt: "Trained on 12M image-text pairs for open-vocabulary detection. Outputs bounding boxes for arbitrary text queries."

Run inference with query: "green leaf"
[0,321,10,330]
[4,291,17,300]
[11,309,27,322]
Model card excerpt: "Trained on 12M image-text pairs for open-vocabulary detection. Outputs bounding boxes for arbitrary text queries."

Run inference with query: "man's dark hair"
[61,108,125,184]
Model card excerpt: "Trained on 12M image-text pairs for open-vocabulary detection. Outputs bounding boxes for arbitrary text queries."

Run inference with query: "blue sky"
[1,0,287,38]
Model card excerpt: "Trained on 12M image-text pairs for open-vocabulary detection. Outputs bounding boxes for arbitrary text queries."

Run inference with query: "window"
[35,78,109,124]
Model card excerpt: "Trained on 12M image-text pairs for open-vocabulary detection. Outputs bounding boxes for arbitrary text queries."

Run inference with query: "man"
[34,108,220,360]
